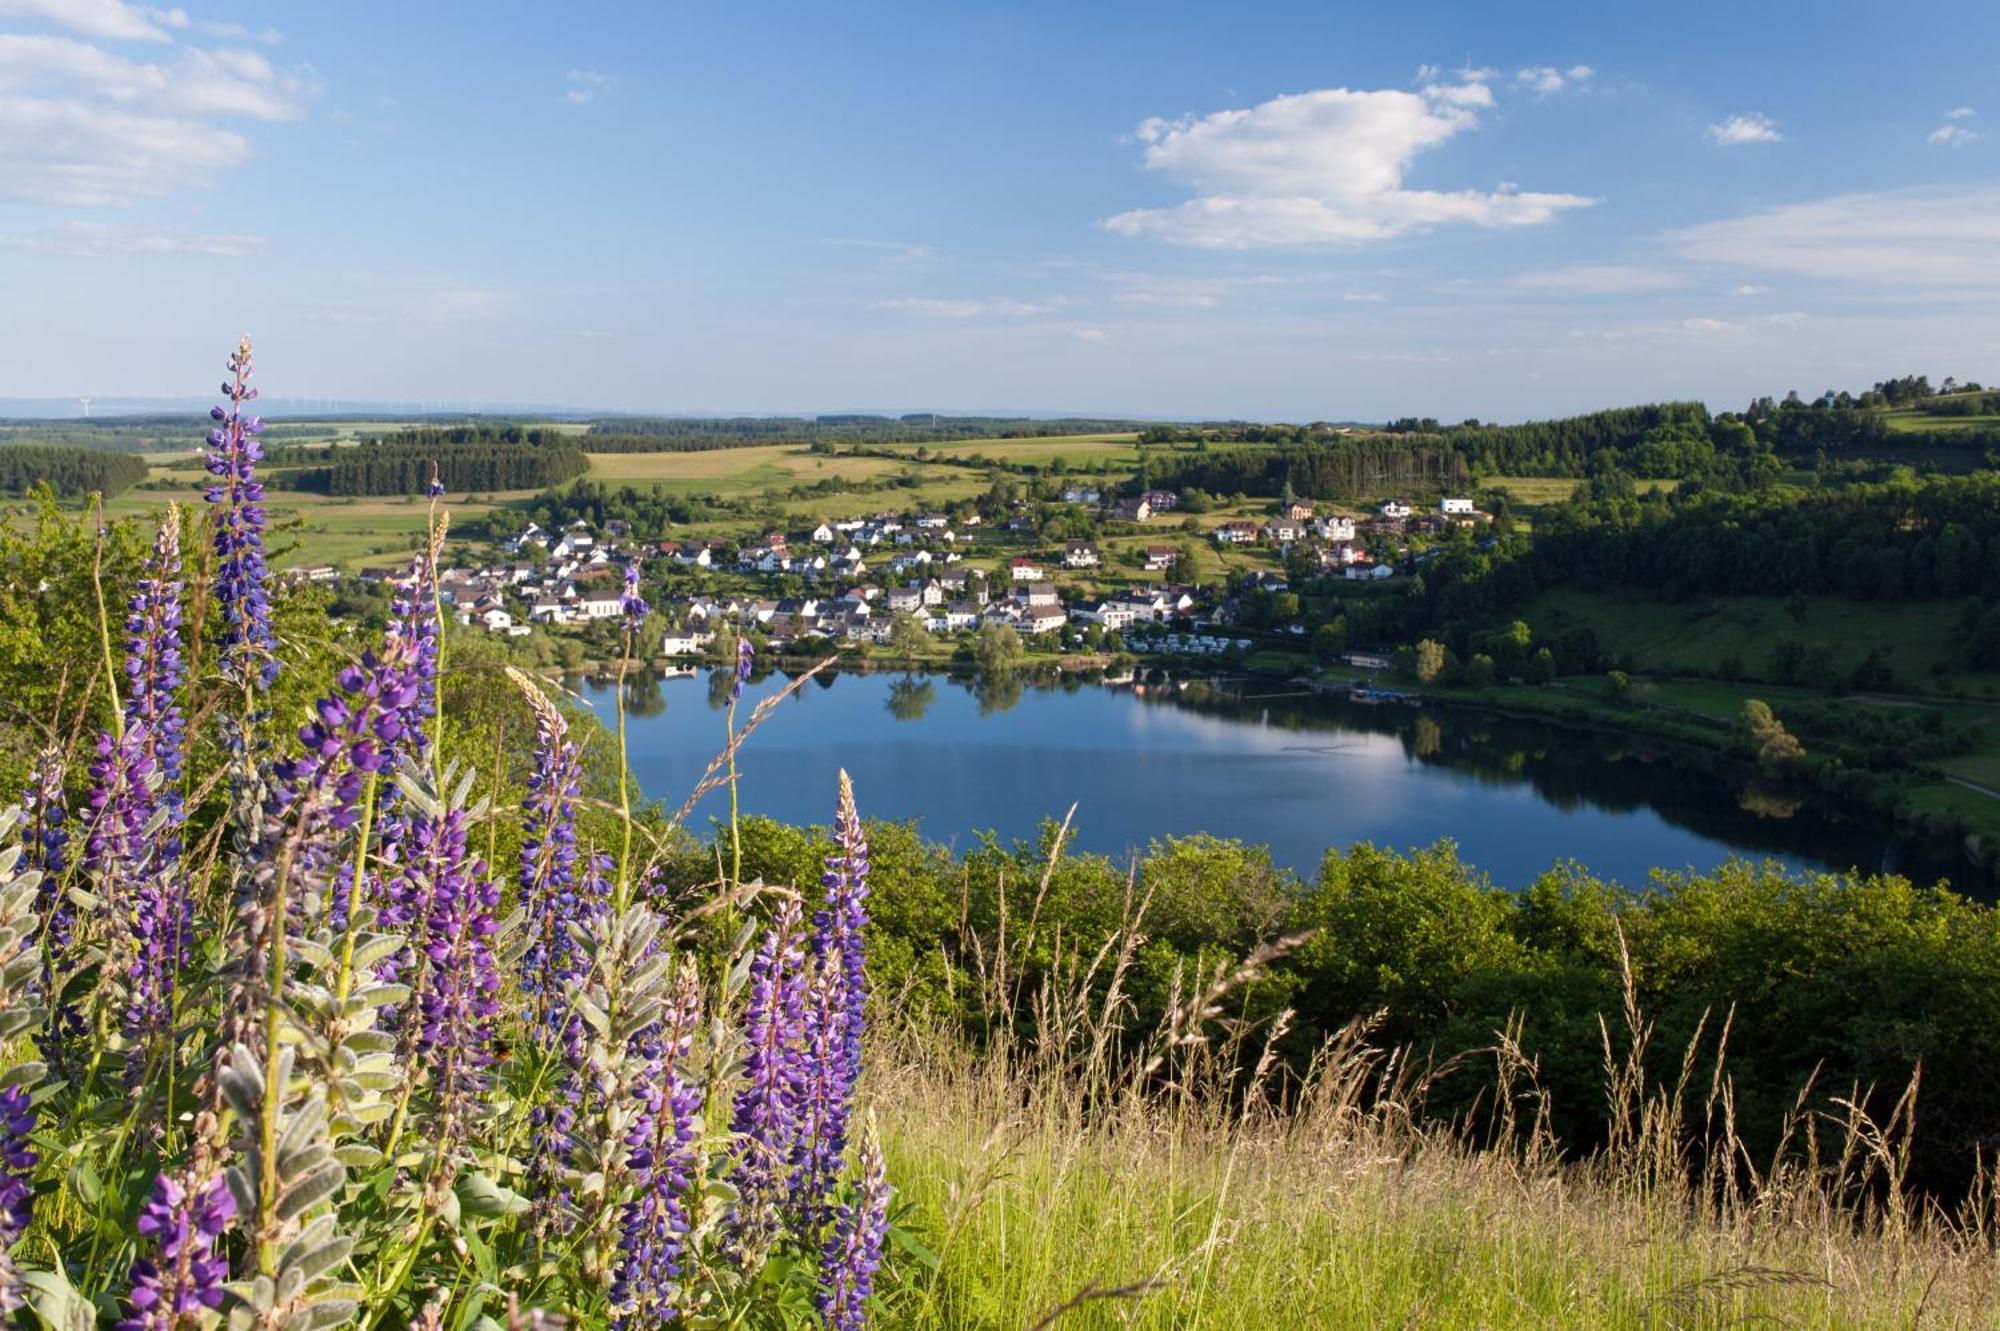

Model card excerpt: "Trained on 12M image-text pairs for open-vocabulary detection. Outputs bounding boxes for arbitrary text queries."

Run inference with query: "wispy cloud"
[1515,64,1593,96]
[562,69,615,105]
[1707,112,1781,146]
[0,0,176,42]
[1103,79,1592,248]
[1513,263,1684,294]
[1929,107,1977,146]
[878,297,1051,318]
[0,222,263,256]
[0,18,316,205]
[1070,326,1108,341]
[1666,187,2000,288]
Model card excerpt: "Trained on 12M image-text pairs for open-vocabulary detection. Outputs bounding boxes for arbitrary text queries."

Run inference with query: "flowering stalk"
[118,1170,234,1331]
[122,512,189,1047]
[613,563,647,912]
[22,748,69,950]
[609,966,703,1328]
[205,337,276,691]
[792,773,871,1227]
[411,799,501,1170]
[729,898,806,1252]
[0,1084,34,1315]
[727,634,752,887]
[817,1127,891,1331]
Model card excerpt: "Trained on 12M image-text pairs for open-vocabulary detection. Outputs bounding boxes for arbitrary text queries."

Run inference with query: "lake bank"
[581,665,1968,894]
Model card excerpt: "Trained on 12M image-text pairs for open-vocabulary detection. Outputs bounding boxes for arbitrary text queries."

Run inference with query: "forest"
[286,425,589,495]
[0,444,148,497]
[583,413,1153,450]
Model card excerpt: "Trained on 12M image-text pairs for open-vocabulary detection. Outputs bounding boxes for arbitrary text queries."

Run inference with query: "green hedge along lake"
[584,668,1962,891]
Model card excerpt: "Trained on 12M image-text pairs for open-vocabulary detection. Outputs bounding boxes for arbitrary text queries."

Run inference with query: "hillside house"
[1063,540,1100,569]
[1010,557,1046,581]
[1141,489,1179,512]
[1378,499,1413,519]
[1143,545,1178,571]
[1112,497,1153,523]
[1214,521,1259,544]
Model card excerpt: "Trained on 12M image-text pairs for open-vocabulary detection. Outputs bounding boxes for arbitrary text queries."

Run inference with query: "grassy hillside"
[1524,587,2000,698]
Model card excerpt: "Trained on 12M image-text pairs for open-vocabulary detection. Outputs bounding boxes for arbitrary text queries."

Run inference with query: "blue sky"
[1,0,1995,420]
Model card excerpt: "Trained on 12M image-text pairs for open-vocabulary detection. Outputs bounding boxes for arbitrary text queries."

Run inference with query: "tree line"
[0,446,148,497]
[583,414,1157,451]
[287,426,588,495]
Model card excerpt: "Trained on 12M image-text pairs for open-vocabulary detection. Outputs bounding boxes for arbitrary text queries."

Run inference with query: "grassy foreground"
[860,896,1998,1331]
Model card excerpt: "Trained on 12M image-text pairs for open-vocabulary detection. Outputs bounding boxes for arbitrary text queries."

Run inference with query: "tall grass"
[863,852,1999,1329]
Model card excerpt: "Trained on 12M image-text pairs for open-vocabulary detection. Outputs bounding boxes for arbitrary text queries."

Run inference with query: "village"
[286,490,1490,664]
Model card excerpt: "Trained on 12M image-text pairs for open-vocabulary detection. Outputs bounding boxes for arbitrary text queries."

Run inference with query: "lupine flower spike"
[119,1171,234,1330]
[205,337,276,690]
[818,1125,892,1331]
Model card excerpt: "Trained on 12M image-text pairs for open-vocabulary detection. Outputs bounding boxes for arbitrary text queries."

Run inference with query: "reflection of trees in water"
[886,675,937,723]
[1738,783,1803,819]
[971,671,1025,716]
[706,666,737,710]
[621,670,667,718]
[1164,686,1958,886]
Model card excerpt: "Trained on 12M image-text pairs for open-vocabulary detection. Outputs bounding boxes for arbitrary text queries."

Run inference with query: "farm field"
[1485,475,1678,509]
[1880,406,2000,433]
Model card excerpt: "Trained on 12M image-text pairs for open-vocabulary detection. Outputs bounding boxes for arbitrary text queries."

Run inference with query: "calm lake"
[582,667,1962,891]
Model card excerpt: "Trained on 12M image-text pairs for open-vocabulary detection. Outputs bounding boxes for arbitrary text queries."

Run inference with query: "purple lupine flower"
[817,1130,891,1331]
[620,563,648,631]
[426,463,446,499]
[518,696,585,1044]
[729,897,807,1249]
[732,634,754,701]
[0,1084,35,1248]
[609,968,704,1328]
[21,748,69,949]
[330,543,440,934]
[409,803,501,1147]
[83,725,156,914]
[792,772,872,1221]
[205,337,277,690]
[118,1171,234,1331]
[121,514,190,1043]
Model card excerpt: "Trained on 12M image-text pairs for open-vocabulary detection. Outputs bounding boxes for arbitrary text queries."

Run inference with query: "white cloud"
[1070,326,1108,341]
[0,0,174,42]
[1102,83,1593,249]
[1931,107,1978,146]
[1666,187,2000,288]
[0,221,262,255]
[0,24,315,204]
[0,96,249,203]
[562,69,615,105]
[1343,290,1387,302]
[878,297,1050,319]
[1765,311,1809,328]
[1707,112,1781,146]
[1732,283,1767,296]
[1515,64,1593,95]
[1513,263,1684,294]
[1107,275,1230,308]
[197,19,281,44]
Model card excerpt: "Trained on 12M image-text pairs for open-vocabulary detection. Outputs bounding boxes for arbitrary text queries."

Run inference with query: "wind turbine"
[77,397,92,419]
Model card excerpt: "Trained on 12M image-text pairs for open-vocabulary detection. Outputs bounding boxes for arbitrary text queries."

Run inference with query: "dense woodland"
[288,425,589,495]
[0,444,148,497]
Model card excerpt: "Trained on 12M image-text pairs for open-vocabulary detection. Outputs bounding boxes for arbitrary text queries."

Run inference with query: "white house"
[1345,563,1395,581]
[478,607,515,632]
[1143,545,1177,572]
[660,628,715,656]
[1378,499,1413,520]
[576,593,626,620]
[1214,521,1259,545]
[1317,516,1357,542]
[1023,607,1068,634]
[1440,497,1476,514]
[1009,557,1045,581]
[1063,540,1100,569]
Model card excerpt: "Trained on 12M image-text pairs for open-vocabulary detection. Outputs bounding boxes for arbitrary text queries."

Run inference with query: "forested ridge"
[0,444,148,497]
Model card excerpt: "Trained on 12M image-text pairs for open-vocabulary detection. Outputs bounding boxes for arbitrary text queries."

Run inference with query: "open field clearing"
[582,445,914,491]
[1880,407,2000,433]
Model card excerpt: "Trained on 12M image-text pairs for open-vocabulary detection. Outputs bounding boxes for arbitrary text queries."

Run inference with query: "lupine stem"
[89,494,124,738]
[256,844,297,1276]
[332,773,380,1006]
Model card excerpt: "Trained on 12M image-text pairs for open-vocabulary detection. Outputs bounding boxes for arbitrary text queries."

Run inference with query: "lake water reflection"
[582,667,1961,891]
